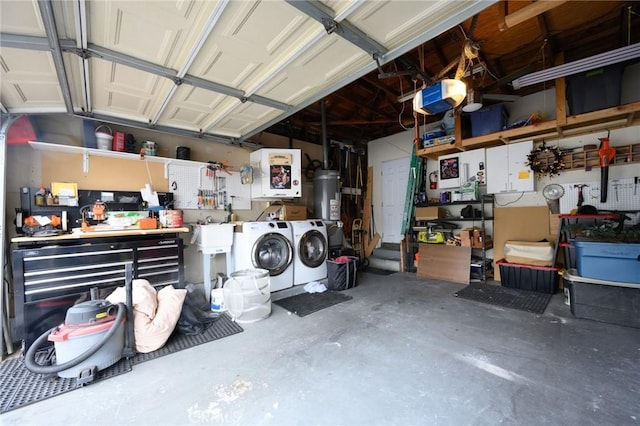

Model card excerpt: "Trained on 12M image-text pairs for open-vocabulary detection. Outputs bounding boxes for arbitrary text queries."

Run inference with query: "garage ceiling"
[273,0,640,145]
[0,0,492,146]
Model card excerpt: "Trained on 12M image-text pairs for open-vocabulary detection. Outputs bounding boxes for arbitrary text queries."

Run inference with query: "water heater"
[250,149,302,199]
[313,170,341,221]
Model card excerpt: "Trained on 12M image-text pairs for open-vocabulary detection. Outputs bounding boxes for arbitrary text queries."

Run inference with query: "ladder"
[401,144,422,235]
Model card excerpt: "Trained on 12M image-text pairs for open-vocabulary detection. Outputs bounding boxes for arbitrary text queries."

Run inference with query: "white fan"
[542,184,565,214]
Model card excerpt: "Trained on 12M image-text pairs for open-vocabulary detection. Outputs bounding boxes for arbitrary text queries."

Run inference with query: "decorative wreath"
[526,142,565,178]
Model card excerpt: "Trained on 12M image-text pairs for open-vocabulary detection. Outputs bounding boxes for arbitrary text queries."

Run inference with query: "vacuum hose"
[24,303,127,375]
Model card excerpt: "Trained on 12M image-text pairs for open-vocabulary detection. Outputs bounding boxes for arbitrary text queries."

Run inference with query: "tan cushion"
[134,286,186,353]
[106,282,186,354]
[106,279,157,318]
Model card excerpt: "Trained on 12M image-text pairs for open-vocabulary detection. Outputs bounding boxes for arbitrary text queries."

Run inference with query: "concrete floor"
[2,272,639,425]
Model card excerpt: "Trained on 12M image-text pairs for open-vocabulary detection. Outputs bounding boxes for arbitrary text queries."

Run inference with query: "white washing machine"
[231,221,294,292]
[290,220,328,285]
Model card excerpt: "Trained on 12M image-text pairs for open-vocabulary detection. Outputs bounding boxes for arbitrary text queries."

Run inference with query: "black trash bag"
[176,284,219,336]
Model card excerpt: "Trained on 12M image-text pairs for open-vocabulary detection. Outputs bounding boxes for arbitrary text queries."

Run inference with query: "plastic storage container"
[496,259,560,294]
[95,125,113,150]
[223,269,271,323]
[469,104,508,137]
[566,64,623,115]
[572,241,640,284]
[564,269,639,328]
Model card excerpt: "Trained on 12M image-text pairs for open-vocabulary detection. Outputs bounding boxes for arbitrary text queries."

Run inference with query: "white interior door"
[382,157,410,243]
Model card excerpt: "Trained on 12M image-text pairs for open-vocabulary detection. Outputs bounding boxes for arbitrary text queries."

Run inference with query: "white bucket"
[211,288,225,312]
[223,269,271,323]
[95,125,113,150]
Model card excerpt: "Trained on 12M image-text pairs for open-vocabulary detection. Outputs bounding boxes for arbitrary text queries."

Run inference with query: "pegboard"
[168,164,251,210]
[558,178,640,224]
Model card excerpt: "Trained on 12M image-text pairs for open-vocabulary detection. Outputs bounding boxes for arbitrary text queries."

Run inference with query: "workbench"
[11,228,189,350]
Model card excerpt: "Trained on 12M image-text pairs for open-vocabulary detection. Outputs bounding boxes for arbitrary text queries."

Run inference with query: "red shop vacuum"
[24,265,135,385]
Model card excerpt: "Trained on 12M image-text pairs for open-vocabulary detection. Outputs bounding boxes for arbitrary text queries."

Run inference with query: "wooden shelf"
[535,142,640,171]
[417,101,640,160]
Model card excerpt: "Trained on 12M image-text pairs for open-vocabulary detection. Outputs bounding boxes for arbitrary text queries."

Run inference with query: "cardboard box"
[460,227,492,248]
[260,204,307,221]
[415,207,446,221]
[459,228,474,247]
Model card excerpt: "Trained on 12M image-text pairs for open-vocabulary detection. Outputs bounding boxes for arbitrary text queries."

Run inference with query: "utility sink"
[196,223,234,251]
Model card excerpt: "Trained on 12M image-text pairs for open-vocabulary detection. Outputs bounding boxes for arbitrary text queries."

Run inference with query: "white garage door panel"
[188,1,316,90]
[214,104,282,135]
[233,101,278,120]
[219,0,308,53]
[0,49,57,80]
[195,46,261,89]
[0,49,64,110]
[158,86,228,129]
[0,0,45,36]
[90,59,173,118]
[256,37,367,104]
[88,0,218,69]
[349,1,447,46]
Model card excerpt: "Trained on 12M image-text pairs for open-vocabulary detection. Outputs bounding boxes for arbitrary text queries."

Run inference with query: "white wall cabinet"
[486,141,534,194]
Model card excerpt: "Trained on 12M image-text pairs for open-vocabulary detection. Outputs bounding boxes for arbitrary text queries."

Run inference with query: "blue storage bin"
[469,104,508,137]
[573,241,640,284]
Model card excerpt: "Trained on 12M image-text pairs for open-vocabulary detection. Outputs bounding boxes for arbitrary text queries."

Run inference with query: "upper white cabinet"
[486,141,534,194]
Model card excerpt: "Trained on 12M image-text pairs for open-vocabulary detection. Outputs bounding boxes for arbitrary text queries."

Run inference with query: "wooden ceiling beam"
[331,92,397,121]
[359,76,405,115]
[499,0,569,31]
[430,39,449,69]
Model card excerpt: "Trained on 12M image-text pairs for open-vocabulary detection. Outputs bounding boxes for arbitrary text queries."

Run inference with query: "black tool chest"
[12,235,184,351]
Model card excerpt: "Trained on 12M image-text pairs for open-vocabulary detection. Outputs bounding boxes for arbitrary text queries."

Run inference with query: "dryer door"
[298,230,327,268]
[252,233,293,276]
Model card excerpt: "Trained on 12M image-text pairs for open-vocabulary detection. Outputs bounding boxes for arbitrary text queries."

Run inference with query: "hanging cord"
[396,61,412,131]
[628,6,640,46]
[494,192,525,207]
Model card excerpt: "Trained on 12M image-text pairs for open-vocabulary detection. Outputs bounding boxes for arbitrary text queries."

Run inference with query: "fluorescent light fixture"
[513,42,640,89]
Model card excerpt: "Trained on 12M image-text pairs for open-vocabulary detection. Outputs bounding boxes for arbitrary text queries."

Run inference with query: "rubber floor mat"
[274,291,353,317]
[0,313,243,414]
[131,313,243,365]
[362,268,396,276]
[454,283,552,315]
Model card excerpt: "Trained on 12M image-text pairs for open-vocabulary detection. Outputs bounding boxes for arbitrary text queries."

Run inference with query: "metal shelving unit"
[407,194,494,283]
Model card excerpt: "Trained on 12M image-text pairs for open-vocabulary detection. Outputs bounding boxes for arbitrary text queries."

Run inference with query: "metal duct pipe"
[321,98,329,169]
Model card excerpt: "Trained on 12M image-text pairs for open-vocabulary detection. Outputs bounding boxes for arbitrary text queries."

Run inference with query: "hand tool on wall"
[574,184,588,207]
[611,180,621,202]
[635,177,639,195]
[598,135,615,202]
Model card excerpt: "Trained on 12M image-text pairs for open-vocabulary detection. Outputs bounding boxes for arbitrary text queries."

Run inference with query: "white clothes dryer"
[290,220,328,285]
[231,221,294,292]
